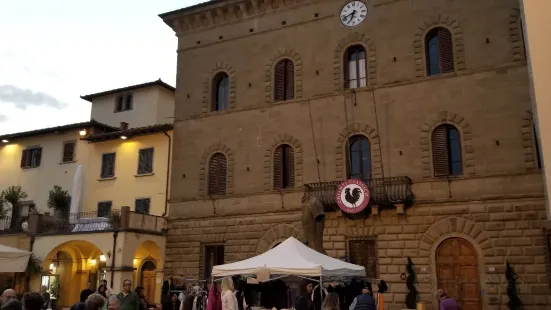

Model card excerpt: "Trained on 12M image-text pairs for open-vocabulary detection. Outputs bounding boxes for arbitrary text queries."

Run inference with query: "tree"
[47,185,71,219]
[405,257,419,309]
[1,186,27,229]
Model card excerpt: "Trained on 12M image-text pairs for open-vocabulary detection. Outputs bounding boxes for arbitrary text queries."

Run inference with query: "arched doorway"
[141,261,156,302]
[435,238,481,310]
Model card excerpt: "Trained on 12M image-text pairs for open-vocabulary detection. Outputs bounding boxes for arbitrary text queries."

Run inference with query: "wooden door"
[436,238,481,310]
[142,271,156,303]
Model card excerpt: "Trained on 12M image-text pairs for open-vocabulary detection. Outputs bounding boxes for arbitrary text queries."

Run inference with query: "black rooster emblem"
[344,187,363,207]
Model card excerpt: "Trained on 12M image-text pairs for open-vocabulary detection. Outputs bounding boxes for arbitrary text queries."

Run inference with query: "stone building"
[160,0,551,309]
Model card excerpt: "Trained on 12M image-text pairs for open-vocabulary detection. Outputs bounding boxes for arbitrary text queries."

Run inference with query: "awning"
[0,244,31,273]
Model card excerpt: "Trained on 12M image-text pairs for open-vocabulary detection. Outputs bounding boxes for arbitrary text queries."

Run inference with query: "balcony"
[304,176,414,212]
[26,206,166,236]
[0,216,25,233]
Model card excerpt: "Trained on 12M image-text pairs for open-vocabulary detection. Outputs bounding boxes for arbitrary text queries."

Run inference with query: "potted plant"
[1,186,27,229]
[25,254,42,292]
[47,185,71,220]
[404,257,419,310]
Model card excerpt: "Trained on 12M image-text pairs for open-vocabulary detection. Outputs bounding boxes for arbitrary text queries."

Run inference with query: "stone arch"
[202,62,237,113]
[333,32,377,91]
[256,224,302,254]
[264,48,303,102]
[335,123,383,180]
[198,142,235,197]
[413,15,465,77]
[521,110,539,171]
[420,111,475,178]
[263,134,304,191]
[509,8,526,63]
[419,216,495,259]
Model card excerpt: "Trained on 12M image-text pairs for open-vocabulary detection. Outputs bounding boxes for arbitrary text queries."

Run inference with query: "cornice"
[161,0,319,35]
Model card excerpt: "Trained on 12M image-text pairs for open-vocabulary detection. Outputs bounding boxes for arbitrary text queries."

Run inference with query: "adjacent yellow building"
[0,79,174,307]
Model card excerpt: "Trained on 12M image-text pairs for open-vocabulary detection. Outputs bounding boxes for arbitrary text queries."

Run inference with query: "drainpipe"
[162,131,172,217]
[25,236,35,291]
[110,231,118,288]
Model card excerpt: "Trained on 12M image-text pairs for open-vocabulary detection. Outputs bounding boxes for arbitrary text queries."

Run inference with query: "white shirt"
[221,290,238,310]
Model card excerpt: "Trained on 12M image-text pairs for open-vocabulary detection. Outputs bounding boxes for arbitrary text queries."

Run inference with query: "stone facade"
[161,0,551,309]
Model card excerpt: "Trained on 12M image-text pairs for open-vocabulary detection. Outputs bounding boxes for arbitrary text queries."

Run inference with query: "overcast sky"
[0,0,202,134]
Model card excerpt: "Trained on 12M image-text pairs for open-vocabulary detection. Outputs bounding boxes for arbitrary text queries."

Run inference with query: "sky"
[0,0,204,134]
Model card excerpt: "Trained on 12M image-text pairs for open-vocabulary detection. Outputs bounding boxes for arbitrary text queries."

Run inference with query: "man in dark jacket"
[294,281,313,310]
[80,282,94,303]
[117,280,140,310]
[349,287,376,310]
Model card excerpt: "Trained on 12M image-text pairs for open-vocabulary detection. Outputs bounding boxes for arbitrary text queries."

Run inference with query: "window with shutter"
[137,148,154,175]
[125,94,133,110]
[97,201,112,217]
[425,27,454,76]
[62,141,76,163]
[212,73,230,111]
[135,198,151,214]
[208,152,228,196]
[115,96,123,112]
[347,135,371,184]
[202,244,225,281]
[344,45,367,89]
[100,153,116,178]
[21,147,42,168]
[273,144,295,190]
[348,239,377,278]
[432,124,462,177]
[274,59,295,101]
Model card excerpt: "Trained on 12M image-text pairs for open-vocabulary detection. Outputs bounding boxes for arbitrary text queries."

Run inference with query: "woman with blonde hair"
[220,278,238,310]
[322,293,339,310]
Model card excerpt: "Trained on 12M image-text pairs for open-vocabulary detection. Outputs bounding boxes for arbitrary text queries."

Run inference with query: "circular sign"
[335,179,370,214]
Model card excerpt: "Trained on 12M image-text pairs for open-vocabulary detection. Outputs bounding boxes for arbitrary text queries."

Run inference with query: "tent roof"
[0,244,30,254]
[0,244,31,273]
[212,237,365,277]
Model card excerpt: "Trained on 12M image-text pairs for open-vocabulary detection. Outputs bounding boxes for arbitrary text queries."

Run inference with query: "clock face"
[340,1,368,27]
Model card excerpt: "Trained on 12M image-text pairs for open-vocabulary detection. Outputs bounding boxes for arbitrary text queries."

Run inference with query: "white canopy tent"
[212,237,365,278]
[0,244,31,273]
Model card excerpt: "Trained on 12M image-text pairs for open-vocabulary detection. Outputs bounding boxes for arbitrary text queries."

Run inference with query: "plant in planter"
[109,212,122,229]
[25,253,42,292]
[405,257,419,309]
[506,261,522,310]
[1,186,27,229]
[47,185,71,220]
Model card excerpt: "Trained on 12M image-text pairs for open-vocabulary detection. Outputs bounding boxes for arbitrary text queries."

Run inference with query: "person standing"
[294,281,314,310]
[220,278,238,310]
[100,280,114,297]
[22,293,44,310]
[1,289,17,307]
[348,287,375,310]
[435,289,458,310]
[116,280,140,310]
[321,293,339,310]
[81,282,95,303]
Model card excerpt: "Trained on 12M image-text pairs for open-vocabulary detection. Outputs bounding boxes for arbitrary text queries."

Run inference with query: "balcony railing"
[304,176,414,211]
[0,216,25,233]
[27,206,166,236]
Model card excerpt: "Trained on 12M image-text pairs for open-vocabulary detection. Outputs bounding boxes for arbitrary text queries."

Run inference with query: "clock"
[340,1,368,27]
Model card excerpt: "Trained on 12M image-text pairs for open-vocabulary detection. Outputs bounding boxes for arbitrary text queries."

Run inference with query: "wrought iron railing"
[39,210,122,234]
[304,176,414,211]
[0,216,25,233]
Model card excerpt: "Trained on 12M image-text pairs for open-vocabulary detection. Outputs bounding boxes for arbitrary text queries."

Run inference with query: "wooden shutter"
[108,153,116,177]
[138,150,146,174]
[432,125,450,176]
[286,145,295,188]
[208,153,227,196]
[20,150,28,168]
[284,60,295,100]
[34,148,42,167]
[438,28,454,73]
[135,199,143,213]
[274,60,286,101]
[273,146,283,189]
[343,49,350,89]
[145,149,153,173]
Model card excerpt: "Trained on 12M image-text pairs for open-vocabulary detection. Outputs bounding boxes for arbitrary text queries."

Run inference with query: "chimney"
[120,122,129,130]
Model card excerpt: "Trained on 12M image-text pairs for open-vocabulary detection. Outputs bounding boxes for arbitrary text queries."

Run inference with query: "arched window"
[212,73,230,111]
[347,135,371,183]
[425,27,454,76]
[343,45,367,89]
[431,124,462,176]
[273,144,295,189]
[208,152,227,195]
[274,59,295,101]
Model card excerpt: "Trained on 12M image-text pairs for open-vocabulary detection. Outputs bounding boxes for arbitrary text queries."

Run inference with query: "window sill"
[59,160,76,165]
[135,173,154,177]
[98,177,117,181]
[21,166,40,170]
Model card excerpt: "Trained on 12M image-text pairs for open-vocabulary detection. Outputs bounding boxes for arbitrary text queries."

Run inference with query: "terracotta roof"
[82,123,173,142]
[80,79,175,102]
[159,0,228,20]
[0,120,118,142]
